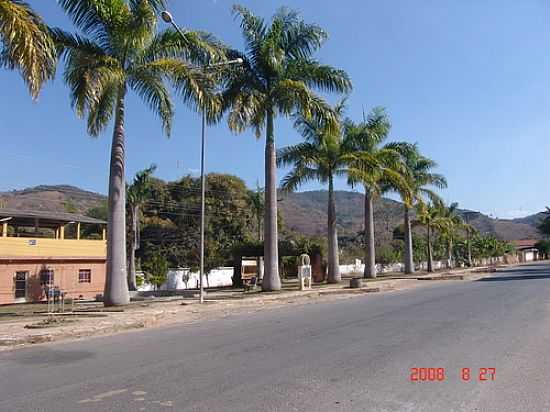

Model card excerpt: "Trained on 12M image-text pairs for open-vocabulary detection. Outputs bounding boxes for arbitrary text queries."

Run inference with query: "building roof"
[511,239,539,250]
[0,208,106,228]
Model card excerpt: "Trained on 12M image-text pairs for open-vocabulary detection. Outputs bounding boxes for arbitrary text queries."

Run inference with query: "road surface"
[2,262,550,411]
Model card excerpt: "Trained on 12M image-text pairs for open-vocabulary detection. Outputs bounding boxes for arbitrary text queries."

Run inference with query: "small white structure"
[298,254,312,290]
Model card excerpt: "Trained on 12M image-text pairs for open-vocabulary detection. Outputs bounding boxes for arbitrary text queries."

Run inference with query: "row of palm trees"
[1,1,463,305]
[277,101,453,282]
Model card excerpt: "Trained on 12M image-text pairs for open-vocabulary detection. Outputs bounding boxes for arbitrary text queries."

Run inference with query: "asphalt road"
[2,262,550,412]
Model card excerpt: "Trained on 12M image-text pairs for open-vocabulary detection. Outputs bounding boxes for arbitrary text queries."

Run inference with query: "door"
[14,272,28,302]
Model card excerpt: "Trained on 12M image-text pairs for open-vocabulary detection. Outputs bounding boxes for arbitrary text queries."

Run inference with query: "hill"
[278,190,542,242]
[0,185,542,242]
[0,185,106,215]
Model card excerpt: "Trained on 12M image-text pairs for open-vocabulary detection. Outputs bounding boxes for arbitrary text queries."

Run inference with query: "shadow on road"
[477,264,550,282]
[7,348,96,365]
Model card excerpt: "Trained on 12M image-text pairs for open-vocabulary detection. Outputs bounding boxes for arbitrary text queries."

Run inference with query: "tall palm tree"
[277,102,350,283]
[394,144,447,274]
[416,200,445,272]
[437,202,463,269]
[344,108,409,278]
[248,182,264,242]
[127,164,156,291]
[0,0,56,98]
[54,0,222,305]
[223,5,351,291]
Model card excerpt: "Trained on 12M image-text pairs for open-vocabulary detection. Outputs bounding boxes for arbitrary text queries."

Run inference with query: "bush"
[376,245,399,265]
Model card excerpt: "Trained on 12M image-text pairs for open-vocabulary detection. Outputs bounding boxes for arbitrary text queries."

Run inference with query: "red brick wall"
[0,259,106,304]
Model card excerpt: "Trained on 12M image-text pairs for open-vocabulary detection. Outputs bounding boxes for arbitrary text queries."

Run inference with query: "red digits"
[410,368,446,382]
[461,368,471,381]
[479,368,496,381]
[479,368,487,381]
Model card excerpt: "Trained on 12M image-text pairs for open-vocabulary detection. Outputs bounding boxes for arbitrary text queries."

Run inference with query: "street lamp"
[160,10,242,304]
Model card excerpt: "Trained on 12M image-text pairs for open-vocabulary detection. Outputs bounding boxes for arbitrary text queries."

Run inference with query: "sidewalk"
[0,264,501,351]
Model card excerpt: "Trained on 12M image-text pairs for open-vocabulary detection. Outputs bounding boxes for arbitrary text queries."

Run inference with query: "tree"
[392,144,447,274]
[537,207,550,236]
[127,164,156,291]
[278,102,350,283]
[248,182,264,242]
[54,0,221,305]
[416,201,441,272]
[0,0,56,98]
[138,173,256,275]
[344,108,409,278]
[535,240,550,260]
[142,251,168,290]
[223,5,352,290]
[437,202,463,269]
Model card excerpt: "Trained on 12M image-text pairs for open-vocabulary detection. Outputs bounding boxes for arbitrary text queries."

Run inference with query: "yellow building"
[0,209,107,304]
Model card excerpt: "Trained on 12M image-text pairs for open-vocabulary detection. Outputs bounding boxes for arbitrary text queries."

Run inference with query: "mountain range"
[0,185,544,242]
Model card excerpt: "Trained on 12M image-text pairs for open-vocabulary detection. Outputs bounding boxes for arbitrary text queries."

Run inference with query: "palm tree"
[127,164,156,291]
[344,108,409,278]
[223,5,351,291]
[277,102,349,283]
[0,0,56,98]
[54,0,222,305]
[394,144,447,274]
[437,202,463,269]
[416,200,445,272]
[248,182,264,242]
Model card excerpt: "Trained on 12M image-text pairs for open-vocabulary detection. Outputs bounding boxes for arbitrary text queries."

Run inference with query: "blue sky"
[1,0,549,219]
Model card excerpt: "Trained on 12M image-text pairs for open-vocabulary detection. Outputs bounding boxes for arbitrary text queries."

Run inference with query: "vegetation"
[391,144,447,274]
[344,108,409,278]
[142,251,169,290]
[535,240,550,260]
[54,0,221,305]
[127,165,157,291]
[278,102,353,283]
[3,2,521,296]
[222,5,352,291]
[0,0,56,98]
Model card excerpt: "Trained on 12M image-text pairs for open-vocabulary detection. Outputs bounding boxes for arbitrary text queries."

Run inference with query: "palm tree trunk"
[448,238,453,269]
[363,189,376,278]
[262,109,281,291]
[427,224,433,273]
[404,206,414,274]
[327,176,341,283]
[467,231,473,267]
[104,89,130,306]
[128,205,138,291]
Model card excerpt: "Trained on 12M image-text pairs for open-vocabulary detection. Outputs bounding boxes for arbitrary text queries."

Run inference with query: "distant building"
[511,239,540,263]
[0,209,107,304]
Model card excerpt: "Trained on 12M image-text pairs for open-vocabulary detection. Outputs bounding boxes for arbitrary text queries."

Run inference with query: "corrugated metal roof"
[0,208,106,225]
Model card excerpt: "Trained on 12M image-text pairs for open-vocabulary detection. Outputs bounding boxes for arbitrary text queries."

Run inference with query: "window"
[79,269,91,283]
[14,272,28,299]
[40,270,54,286]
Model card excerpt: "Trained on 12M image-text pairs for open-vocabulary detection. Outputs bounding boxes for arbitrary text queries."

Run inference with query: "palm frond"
[277,142,319,168]
[286,59,352,94]
[58,0,126,43]
[142,28,225,66]
[0,0,56,98]
[232,4,266,63]
[128,65,174,136]
[280,164,320,192]
[86,79,118,136]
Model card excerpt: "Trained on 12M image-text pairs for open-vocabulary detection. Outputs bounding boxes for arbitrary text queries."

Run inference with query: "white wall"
[157,267,234,290]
